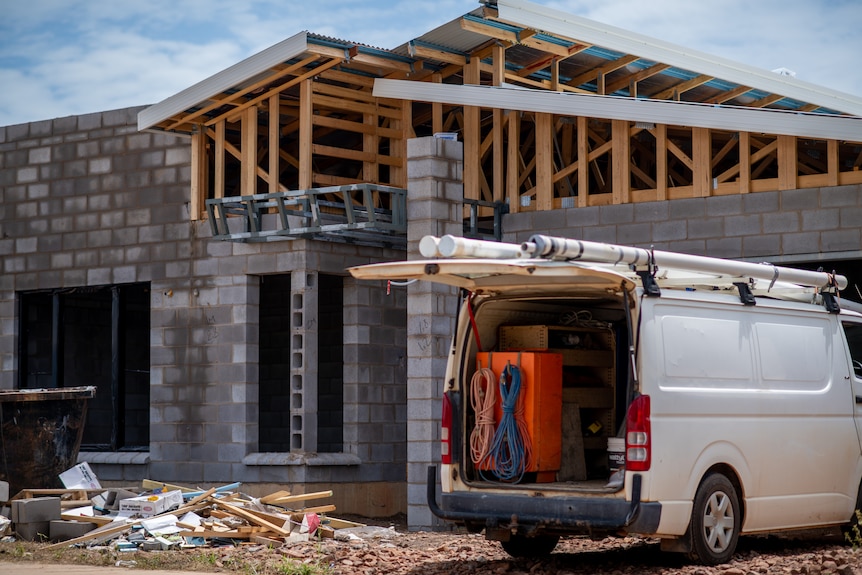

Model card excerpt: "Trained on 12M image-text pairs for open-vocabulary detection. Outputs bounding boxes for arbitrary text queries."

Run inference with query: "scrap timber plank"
[214,501,291,536]
[262,490,333,506]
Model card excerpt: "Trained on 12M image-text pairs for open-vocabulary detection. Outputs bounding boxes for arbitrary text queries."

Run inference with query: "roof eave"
[137,31,310,132]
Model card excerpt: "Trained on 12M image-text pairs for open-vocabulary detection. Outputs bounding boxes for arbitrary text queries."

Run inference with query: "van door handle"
[856,395,862,404]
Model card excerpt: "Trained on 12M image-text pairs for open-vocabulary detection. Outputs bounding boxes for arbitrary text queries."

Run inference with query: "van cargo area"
[460,296,628,490]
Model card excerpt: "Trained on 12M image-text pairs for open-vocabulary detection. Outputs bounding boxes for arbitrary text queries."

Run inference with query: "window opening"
[318,274,344,453]
[259,274,292,452]
[18,283,150,451]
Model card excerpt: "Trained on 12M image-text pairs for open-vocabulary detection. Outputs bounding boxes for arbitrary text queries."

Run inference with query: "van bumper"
[427,466,661,535]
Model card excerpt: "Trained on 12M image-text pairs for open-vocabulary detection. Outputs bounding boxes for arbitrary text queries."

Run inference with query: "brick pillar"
[406,137,463,529]
[291,269,318,452]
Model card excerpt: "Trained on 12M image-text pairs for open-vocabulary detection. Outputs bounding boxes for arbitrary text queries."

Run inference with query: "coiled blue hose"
[487,361,531,482]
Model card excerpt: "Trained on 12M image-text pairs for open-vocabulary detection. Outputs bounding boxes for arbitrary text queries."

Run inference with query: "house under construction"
[1,0,861,529]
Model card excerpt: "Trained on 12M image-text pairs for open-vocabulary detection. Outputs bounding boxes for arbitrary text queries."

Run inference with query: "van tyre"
[687,473,741,565]
[500,534,559,558]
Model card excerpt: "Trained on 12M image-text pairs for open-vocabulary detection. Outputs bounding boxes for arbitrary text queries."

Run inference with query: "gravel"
[3,519,862,574]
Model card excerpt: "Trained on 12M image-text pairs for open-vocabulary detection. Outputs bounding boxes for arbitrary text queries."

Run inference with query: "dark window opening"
[18,283,150,451]
[317,274,344,453]
[259,273,344,453]
[259,274,292,452]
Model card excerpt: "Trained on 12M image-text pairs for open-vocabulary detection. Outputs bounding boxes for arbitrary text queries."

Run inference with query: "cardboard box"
[59,462,101,490]
[118,490,183,517]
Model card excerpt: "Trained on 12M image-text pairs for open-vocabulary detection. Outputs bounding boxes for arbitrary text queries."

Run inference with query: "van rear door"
[347,258,637,296]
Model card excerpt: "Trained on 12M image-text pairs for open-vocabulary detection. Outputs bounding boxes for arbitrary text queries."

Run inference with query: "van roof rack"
[419,234,847,313]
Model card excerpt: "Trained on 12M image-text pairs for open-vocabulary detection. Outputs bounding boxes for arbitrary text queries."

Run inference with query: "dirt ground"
[2,516,862,575]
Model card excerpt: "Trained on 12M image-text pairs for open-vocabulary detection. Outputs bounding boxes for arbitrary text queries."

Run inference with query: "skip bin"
[0,386,96,497]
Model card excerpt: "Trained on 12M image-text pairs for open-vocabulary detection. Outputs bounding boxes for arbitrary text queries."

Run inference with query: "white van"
[349,234,862,565]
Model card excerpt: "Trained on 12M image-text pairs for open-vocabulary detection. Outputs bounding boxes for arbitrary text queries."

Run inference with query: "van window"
[842,321,862,378]
[660,315,753,384]
[754,319,830,389]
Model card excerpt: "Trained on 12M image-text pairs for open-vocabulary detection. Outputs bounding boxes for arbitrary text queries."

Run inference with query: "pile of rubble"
[0,462,363,551]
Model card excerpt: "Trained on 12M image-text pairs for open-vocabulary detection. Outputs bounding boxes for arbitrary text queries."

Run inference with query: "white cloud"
[0,0,859,127]
[547,0,862,95]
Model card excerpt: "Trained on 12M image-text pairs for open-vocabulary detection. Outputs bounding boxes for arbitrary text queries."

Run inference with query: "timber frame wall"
[144,15,862,225]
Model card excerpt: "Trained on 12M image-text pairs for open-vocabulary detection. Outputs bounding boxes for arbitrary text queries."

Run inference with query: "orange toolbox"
[475,351,563,478]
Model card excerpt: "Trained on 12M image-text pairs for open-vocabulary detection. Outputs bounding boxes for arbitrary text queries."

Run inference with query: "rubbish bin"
[0,386,96,497]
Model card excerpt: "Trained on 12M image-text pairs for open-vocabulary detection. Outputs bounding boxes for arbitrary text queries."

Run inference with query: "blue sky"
[1,0,860,127]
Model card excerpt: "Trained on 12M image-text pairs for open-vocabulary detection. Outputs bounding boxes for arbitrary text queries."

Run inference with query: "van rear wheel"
[500,534,559,558]
[687,473,740,565]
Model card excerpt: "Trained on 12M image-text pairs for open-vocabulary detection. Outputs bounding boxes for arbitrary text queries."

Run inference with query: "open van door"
[348,258,637,297]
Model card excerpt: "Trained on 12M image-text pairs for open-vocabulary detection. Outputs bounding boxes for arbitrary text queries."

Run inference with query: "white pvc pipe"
[433,235,528,259]
[525,235,848,290]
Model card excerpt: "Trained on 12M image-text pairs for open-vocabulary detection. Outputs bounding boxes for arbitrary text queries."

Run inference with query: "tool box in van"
[349,234,862,565]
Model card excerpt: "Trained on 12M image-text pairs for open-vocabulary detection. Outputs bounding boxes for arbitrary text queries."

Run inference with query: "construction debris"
[0,465,363,549]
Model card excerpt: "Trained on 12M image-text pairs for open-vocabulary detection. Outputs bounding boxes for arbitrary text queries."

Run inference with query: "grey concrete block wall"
[0,109,409,509]
[504,186,862,263]
[405,137,462,530]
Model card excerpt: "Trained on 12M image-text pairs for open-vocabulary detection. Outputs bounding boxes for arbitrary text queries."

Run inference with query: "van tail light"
[441,392,452,464]
[625,394,651,471]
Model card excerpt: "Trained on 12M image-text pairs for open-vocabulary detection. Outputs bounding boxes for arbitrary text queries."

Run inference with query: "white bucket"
[607,437,625,472]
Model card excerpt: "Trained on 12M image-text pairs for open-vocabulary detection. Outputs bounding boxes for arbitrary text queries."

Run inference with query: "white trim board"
[373,79,862,141]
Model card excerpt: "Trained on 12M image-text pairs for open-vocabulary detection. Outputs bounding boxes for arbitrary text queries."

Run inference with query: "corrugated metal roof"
[494,0,862,116]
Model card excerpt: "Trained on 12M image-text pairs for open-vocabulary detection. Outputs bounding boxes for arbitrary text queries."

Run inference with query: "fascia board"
[495,0,862,117]
[373,79,862,141]
[138,32,310,131]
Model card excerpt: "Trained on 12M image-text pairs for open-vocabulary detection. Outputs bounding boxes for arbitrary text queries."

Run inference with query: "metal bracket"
[733,282,757,306]
[633,249,661,297]
[820,271,841,314]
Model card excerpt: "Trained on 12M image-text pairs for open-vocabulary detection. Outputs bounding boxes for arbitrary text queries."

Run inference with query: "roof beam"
[702,85,751,104]
[648,74,714,100]
[204,58,343,127]
[604,62,670,94]
[565,54,640,89]
[460,15,587,59]
[408,42,467,67]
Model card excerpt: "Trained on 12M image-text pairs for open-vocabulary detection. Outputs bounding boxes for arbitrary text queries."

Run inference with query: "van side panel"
[639,295,859,534]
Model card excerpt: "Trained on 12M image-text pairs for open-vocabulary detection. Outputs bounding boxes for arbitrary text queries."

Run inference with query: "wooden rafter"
[165,55,322,131]
[204,57,343,127]
[702,85,751,104]
[748,93,784,108]
[605,63,671,94]
[566,54,640,90]
[649,74,714,101]
[409,44,467,67]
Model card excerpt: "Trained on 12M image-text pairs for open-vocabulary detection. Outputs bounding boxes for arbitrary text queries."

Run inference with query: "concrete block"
[705,195,743,216]
[780,188,818,210]
[11,497,61,523]
[49,519,95,542]
[599,203,634,225]
[14,521,51,541]
[801,208,838,231]
[0,481,7,502]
